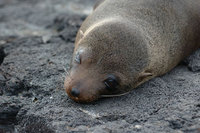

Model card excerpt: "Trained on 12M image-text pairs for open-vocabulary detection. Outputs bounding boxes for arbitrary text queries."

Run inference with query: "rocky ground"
[0,0,200,133]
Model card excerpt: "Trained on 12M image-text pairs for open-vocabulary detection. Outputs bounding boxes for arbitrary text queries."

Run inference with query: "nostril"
[71,88,80,97]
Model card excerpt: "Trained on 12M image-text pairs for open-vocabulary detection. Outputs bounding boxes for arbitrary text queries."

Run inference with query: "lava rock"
[0,0,200,133]
[0,46,5,65]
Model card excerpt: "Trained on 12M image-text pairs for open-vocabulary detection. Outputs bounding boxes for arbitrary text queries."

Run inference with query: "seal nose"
[71,88,80,97]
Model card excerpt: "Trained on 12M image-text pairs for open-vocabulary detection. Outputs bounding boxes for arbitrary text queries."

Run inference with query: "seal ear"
[93,0,105,10]
[138,70,153,83]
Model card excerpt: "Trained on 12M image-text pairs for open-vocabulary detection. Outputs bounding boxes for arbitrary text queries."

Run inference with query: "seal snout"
[65,75,100,102]
[70,88,80,97]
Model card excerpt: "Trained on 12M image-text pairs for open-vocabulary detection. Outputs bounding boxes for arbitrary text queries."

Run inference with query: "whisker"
[63,66,71,76]
[61,73,66,81]
[101,91,130,98]
[97,56,104,65]
[62,66,72,81]
[63,66,68,73]
[66,71,70,76]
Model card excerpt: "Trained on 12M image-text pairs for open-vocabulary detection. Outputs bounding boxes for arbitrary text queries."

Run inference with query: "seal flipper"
[93,0,105,10]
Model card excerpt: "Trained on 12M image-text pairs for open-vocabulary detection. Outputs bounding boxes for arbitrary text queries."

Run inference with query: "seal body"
[65,0,200,102]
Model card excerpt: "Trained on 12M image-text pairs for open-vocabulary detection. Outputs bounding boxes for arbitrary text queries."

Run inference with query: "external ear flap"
[75,52,81,64]
[141,72,153,77]
[93,0,105,10]
[138,70,153,83]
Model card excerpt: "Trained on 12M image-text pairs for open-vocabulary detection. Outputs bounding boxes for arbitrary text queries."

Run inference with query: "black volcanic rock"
[0,46,5,65]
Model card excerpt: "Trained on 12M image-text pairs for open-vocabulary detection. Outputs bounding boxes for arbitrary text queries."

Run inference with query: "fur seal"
[64,0,200,103]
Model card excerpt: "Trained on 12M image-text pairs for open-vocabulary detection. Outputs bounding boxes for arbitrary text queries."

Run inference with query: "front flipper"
[93,0,105,10]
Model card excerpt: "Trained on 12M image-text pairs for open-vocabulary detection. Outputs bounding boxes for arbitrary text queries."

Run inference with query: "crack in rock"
[184,49,200,72]
[48,13,86,43]
[0,46,6,65]
[0,96,23,133]
[16,116,55,133]
[3,78,30,96]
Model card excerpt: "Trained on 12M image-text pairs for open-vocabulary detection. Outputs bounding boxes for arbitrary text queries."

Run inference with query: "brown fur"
[65,0,200,103]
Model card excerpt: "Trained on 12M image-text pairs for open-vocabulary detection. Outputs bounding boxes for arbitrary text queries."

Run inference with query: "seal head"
[64,0,200,103]
[65,19,151,103]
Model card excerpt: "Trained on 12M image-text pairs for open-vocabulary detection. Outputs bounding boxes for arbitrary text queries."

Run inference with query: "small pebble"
[134,125,142,129]
[32,97,38,102]
[0,40,6,45]
[42,35,52,43]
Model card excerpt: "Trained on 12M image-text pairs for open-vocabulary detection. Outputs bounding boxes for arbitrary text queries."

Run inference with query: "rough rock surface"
[0,0,200,133]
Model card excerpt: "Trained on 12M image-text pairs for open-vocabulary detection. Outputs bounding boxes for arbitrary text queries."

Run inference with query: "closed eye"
[75,53,81,64]
[104,75,119,91]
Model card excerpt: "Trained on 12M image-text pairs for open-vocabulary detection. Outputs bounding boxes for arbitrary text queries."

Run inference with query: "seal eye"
[75,53,81,64]
[104,75,119,91]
